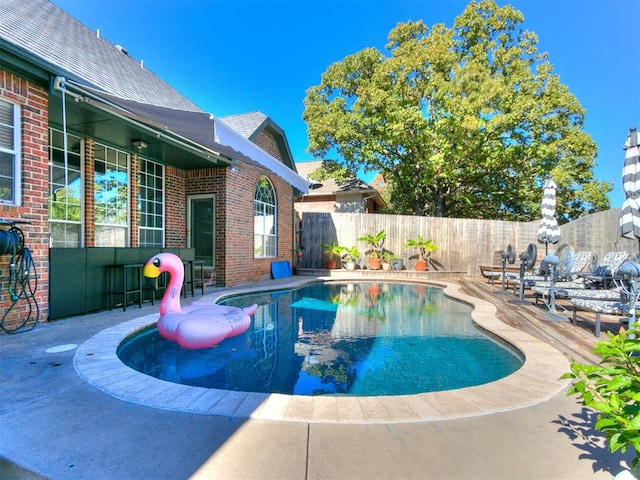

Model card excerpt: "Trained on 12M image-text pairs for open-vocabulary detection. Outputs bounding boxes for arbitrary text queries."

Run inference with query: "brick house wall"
[185,163,295,287]
[0,69,49,327]
[165,165,186,247]
[76,133,296,289]
[253,129,285,163]
[295,195,338,214]
[0,66,299,326]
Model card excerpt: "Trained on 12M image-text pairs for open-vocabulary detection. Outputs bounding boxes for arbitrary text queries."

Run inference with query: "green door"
[187,194,215,266]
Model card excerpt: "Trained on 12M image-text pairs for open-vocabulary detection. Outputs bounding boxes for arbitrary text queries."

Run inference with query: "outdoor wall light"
[132,140,148,151]
[229,158,240,173]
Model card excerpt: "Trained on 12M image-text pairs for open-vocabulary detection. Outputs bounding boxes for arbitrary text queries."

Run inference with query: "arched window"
[254,176,276,258]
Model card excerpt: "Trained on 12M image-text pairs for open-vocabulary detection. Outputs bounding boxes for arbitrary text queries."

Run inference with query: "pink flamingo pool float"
[143,253,257,349]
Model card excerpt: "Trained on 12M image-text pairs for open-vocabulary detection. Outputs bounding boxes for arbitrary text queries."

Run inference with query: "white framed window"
[94,143,129,247]
[138,157,164,247]
[0,99,21,205]
[254,176,276,258]
[48,128,83,247]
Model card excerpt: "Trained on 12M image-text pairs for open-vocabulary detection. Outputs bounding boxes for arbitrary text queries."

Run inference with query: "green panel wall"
[48,247,194,320]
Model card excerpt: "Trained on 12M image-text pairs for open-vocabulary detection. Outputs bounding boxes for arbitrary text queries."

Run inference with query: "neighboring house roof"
[0,0,201,111]
[0,0,308,192]
[296,160,383,201]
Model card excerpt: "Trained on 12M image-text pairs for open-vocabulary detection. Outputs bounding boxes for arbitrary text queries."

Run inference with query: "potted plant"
[321,240,343,269]
[358,230,386,270]
[341,246,361,270]
[379,251,397,271]
[404,235,437,271]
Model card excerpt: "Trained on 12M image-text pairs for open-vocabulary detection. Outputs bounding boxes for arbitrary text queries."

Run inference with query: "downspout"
[58,78,69,197]
[293,188,303,273]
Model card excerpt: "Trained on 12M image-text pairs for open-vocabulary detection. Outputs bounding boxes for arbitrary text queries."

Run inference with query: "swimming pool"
[117,282,524,396]
[74,277,571,422]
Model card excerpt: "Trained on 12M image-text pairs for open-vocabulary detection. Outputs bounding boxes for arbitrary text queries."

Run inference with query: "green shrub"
[562,326,640,468]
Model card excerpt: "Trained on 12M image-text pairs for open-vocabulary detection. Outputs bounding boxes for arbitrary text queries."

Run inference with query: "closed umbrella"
[620,127,640,248]
[537,177,561,254]
[619,127,640,330]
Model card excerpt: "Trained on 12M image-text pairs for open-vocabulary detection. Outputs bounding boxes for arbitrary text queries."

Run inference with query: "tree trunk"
[434,193,445,217]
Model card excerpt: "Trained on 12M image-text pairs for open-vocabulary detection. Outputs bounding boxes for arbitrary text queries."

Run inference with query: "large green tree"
[303,0,611,220]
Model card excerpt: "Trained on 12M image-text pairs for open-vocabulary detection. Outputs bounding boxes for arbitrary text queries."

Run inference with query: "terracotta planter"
[326,260,337,269]
[369,283,382,303]
[368,258,382,270]
[415,259,428,271]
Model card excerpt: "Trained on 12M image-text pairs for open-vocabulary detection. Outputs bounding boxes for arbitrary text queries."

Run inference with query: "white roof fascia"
[214,119,309,193]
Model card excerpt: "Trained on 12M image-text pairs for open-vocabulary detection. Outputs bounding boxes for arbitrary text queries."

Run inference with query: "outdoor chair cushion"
[532,286,623,302]
[571,298,629,337]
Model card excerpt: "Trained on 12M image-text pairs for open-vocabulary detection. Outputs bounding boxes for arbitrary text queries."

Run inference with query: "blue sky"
[52,0,639,207]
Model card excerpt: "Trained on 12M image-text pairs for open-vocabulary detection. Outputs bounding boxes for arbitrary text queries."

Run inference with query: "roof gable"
[219,112,268,139]
[220,112,296,169]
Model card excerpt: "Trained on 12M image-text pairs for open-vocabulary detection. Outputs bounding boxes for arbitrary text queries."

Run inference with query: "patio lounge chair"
[570,297,629,337]
[508,247,594,292]
[479,249,519,285]
[533,285,623,308]
[575,251,632,289]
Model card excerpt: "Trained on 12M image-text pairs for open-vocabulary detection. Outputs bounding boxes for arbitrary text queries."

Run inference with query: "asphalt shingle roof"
[219,112,268,139]
[0,0,202,112]
[295,160,377,195]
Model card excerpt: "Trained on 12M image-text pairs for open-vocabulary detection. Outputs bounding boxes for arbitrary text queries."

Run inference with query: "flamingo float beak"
[143,263,160,278]
[143,263,162,291]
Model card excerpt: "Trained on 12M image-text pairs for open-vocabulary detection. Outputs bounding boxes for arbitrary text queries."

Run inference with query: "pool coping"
[74,277,571,424]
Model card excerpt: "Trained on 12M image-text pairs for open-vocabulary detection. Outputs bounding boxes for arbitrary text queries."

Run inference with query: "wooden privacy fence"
[299,208,638,276]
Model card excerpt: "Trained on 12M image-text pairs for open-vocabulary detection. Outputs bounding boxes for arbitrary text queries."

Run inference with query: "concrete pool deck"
[1,275,636,479]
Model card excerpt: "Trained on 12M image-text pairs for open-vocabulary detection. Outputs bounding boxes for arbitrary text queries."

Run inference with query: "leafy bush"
[562,326,640,468]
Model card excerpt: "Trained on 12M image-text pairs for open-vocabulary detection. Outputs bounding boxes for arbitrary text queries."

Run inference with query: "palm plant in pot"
[321,240,342,269]
[404,235,437,271]
[341,246,361,270]
[358,230,386,270]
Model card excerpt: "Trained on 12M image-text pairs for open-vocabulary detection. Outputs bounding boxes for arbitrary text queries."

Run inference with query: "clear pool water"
[117,282,524,396]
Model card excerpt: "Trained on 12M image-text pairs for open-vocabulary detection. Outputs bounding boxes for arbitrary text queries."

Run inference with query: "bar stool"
[182,260,195,298]
[193,260,205,295]
[107,263,143,311]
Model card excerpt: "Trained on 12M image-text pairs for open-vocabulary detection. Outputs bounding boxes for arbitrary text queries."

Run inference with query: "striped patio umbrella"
[620,127,640,249]
[537,177,561,254]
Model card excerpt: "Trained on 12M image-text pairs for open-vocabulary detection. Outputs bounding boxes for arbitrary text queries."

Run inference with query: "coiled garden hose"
[0,226,40,333]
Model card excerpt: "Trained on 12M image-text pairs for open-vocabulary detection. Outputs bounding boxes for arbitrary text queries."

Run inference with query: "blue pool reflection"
[117,282,524,396]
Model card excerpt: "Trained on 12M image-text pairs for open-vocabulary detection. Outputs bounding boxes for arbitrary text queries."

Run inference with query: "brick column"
[84,139,95,247]
[129,153,139,247]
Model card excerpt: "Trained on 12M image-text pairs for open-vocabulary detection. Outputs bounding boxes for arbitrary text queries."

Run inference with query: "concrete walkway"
[1,277,636,479]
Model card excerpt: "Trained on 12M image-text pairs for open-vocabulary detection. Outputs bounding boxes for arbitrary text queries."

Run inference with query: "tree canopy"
[302,0,611,221]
